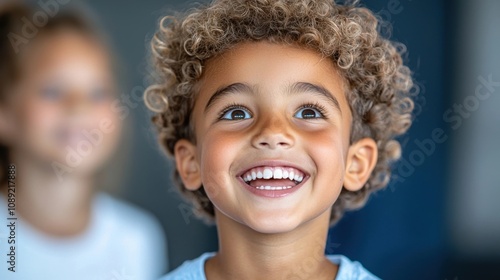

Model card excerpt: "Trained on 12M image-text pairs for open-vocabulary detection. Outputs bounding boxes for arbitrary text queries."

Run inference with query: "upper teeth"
[242,166,304,183]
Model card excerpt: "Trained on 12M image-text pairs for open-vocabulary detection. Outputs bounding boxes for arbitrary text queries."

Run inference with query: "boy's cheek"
[305,133,347,180]
[303,128,347,156]
[201,129,244,154]
[198,132,246,193]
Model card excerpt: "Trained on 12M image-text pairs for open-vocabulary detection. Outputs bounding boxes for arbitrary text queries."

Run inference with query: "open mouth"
[239,166,306,191]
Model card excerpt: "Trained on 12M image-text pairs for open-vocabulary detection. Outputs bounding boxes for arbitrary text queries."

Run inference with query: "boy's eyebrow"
[204,83,253,113]
[287,82,342,115]
[204,82,342,115]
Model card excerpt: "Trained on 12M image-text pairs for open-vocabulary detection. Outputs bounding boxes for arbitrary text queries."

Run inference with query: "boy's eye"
[220,107,252,120]
[294,107,323,119]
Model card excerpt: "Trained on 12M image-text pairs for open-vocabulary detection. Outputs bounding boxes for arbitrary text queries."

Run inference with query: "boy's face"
[175,41,377,233]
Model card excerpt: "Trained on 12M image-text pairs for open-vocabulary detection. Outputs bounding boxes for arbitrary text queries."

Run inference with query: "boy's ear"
[343,138,378,192]
[174,139,202,191]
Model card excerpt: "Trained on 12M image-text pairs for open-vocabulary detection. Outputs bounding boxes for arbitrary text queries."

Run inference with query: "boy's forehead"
[204,41,336,71]
[198,41,347,101]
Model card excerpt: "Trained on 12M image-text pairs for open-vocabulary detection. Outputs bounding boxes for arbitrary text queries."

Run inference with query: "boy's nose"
[251,115,294,150]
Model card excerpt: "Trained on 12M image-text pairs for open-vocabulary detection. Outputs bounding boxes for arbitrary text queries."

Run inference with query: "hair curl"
[145,0,415,225]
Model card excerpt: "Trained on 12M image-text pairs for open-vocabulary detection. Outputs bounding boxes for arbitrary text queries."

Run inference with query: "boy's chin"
[240,214,304,235]
[233,206,332,235]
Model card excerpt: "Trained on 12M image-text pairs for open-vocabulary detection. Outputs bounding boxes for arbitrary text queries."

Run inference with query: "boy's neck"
[206,209,338,280]
[1,152,94,237]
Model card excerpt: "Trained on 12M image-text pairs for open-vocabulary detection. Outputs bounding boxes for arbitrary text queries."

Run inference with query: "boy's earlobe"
[343,138,378,192]
[174,139,202,191]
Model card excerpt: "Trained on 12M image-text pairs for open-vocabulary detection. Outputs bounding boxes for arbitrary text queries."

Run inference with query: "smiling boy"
[146,0,414,279]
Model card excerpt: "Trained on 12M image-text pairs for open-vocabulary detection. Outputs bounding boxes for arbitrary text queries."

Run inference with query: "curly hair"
[145,0,415,225]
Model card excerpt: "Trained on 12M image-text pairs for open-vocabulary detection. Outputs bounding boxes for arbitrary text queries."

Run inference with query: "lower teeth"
[256,186,293,190]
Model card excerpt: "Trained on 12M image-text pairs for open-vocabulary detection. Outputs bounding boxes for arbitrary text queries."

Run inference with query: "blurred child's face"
[1,31,121,175]
[187,42,355,233]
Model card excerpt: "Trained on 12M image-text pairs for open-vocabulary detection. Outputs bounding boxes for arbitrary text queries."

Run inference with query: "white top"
[0,192,167,280]
[162,252,380,280]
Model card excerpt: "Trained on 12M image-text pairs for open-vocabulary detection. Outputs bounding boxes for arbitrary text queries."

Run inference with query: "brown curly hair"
[145,0,415,225]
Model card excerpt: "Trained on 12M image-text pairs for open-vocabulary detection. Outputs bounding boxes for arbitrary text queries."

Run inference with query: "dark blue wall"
[326,1,448,279]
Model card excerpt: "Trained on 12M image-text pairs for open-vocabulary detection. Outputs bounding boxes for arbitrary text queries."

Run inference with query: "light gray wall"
[450,0,500,258]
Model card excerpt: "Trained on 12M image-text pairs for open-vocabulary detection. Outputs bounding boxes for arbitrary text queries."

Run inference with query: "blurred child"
[146,0,415,279]
[0,3,167,279]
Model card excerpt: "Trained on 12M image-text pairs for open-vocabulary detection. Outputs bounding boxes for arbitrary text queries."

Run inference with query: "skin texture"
[0,30,121,236]
[175,41,377,279]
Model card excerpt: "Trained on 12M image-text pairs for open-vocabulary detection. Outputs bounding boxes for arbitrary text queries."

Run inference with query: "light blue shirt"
[161,252,380,280]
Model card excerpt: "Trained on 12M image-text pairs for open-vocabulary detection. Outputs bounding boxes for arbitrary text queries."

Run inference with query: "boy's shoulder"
[160,252,214,280]
[160,252,380,280]
[327,255,381,280]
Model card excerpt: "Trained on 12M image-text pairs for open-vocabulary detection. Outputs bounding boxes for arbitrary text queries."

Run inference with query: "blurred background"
[12,0,497,279]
